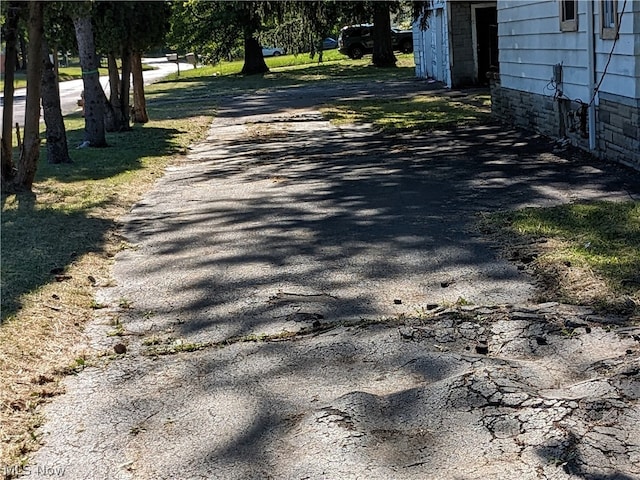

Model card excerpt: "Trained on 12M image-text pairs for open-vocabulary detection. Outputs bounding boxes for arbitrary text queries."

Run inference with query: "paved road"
[28,82,640,479]
[1,58,189,127]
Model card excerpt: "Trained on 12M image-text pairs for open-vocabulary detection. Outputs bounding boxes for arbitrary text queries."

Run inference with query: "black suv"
[337,24,413,59]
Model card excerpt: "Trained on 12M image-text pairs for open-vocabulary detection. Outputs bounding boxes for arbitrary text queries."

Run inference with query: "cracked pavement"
[27,81,640,479]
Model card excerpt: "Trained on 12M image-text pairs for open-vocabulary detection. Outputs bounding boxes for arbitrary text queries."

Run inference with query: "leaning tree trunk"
[18,32,28,70]
[107,52,120,104]
[72,13,107,147]
[372,2,397,69]
[1,1,21,185]
[41,38,72,164]
[12,1,44,191]
[119,47,132,127]
[104,52,121,131]
[241,35,269,76]
[104,52,129,131]
[131,51,148,124]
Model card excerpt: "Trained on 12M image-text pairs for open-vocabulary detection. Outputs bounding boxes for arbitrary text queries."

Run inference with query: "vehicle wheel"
[349,45,364,59]
[272,51,281,57]
[401,40,413,54]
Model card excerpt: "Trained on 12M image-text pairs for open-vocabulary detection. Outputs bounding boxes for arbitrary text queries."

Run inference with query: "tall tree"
[259,1,341,60]
[17,30,28,70]
[168,1,274,75]
[95,1,169,125]
[72,5,107,147]
[12,1,44,191]
[94,1,133,131]
[237,2,269,75]
[39,2,76,164]
[337,1,399,68]
[130,51,148,123]
[103,51,126,131]
[130,2,170,123]
[41,37,72,164]
[372,2,397,68]
[1,2,23,185]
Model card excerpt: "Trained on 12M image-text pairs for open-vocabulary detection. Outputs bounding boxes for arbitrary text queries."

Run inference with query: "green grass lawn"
[1,68,109,90]
[0,64,153,90]
[322,92,492,133]
[154,51,416,99]
[486,201,640,312]
[503,202,640,292]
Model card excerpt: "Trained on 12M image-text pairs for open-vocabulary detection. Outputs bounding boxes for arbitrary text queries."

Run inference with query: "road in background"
[1,57,192,128]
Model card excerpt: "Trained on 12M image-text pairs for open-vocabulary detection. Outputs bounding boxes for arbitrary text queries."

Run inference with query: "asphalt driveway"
[28,81,640,480]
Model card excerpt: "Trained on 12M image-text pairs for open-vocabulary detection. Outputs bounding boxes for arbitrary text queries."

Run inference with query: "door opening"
[474,6,498,85]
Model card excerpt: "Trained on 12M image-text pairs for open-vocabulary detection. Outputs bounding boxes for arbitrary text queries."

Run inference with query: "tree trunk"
[372,2,397,69]
[119,48,132,127]
[131,51,148,123]
[1,2,21,185]
[73,14,107,147]
[18,32,28,70]
[102,56,118,133]
[101,87,119,132]
[53,43,60,78]
[105,52,120,131]
[41,38,72,164]
[13,1,44,191]
[241,35,269,76]
[107,52,121,104]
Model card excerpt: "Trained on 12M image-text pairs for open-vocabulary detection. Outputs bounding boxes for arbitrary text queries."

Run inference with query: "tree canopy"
[167,0,409,70]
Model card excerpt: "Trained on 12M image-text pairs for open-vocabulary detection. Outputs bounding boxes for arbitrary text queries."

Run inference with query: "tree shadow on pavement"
[29,83,640,479]
[110,95,639,344]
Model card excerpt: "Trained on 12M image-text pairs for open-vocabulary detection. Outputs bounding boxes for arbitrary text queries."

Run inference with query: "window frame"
[600,0,619,40]
[560,0,578,32]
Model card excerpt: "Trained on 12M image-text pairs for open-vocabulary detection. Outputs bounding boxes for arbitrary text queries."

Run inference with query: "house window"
[560,0,578,31]
[601,0,619,39]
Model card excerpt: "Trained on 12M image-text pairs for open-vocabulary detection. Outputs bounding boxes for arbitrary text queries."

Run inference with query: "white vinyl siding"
[498,0,639,101]
[593,0,639,99]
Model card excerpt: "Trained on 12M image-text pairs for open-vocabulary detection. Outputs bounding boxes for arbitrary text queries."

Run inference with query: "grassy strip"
[142,314,417,357]
[2,68,109,90]
[0,106,212,467]
[321,90,491,133]
[156,53,417,98]
[172,48,346,79]
[485,201,640,314]
[2,72,27,90]
[57,66,110,83]
[2,64,155,90]
[143,323,338,357]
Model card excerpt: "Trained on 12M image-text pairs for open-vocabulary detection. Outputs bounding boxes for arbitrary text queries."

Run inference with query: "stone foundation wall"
[490,79,558,137]
[597,92,640,170]
[491,77,639,170]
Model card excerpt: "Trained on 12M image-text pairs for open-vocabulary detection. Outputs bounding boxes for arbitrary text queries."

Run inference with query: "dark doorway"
[475,6,498,85]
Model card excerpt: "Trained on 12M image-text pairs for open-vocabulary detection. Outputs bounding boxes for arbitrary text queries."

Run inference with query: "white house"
[491,0,639,169]
[414,0,639,170]
[412,0,498,88]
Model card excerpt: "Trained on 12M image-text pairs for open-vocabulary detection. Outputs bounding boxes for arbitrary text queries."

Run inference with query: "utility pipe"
[586,0,597,151]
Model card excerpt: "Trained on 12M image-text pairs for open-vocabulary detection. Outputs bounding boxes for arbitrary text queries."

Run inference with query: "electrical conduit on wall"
[586,0,597,151]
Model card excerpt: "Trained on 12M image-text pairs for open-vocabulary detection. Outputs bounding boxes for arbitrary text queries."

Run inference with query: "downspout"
[446,1,453,88]
[586,0,597,151]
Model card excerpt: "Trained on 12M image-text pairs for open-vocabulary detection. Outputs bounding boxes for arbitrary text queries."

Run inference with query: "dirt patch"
[481,223,639,320]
